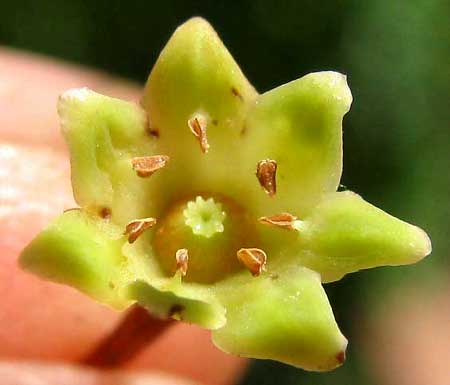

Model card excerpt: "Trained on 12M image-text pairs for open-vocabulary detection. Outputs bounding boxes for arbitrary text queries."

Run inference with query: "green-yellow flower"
[20,17,431,371]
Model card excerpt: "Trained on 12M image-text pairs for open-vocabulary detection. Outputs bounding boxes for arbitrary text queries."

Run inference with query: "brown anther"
[131,155,169,177]
[256,159,277,196]
[175,248,189,277]
[237,248,267,277]
[124,218,157,244]
[188,115,210,153]
[259,212,297,230]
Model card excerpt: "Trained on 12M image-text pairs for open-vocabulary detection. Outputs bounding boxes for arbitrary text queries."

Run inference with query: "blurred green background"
[1,1,448,384]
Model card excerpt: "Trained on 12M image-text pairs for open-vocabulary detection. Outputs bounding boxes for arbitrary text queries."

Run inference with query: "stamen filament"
[175,248,189,276]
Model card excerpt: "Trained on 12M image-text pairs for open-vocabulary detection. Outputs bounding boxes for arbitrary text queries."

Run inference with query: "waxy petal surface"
[213,267,347,371]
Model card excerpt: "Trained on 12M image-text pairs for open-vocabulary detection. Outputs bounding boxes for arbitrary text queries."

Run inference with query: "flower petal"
[141,17,258,203]
[240,71,352,216]
[58,88,160,225]
[127,280,225,330]
[293,191,432,282]
[20,210,226,328]
[212,267,347,371]
[19,210,130,309]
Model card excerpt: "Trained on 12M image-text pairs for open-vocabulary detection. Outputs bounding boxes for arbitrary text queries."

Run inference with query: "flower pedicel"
[20,17,431,371]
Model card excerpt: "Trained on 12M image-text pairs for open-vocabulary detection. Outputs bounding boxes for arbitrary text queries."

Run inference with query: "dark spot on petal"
[142,111,156,138]
[336,350,346,364]
[143,110,160,138]
[168,304,185,318]
[100,207,112,219]
[109,282,115,289]
[231,87,243,101]
[240,124,247,136]
[212,119,218,126]
[147,127,160,138]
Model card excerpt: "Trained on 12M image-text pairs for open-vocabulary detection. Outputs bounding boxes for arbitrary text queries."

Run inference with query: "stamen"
[175,248,189,276]
[63,207,80,213]
[124,217,157,243]
[259,213,297,230]
[131,155,169,177]
[188,114,210,153]
[237,248,267,277]
[256,159,277,196]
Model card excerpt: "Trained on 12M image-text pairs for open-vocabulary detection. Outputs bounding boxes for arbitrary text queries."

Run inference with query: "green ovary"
[184,196,226,238]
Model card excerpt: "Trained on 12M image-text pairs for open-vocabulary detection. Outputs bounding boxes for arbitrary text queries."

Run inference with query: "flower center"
[183,196,226,238]
[153,194,257,283]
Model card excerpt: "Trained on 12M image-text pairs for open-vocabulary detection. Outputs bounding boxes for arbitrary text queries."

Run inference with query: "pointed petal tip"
[305,71,353,110]
[336,350,346,365]
[184,16,210,25]
[336,336,348,366]
[415,225,433,260]
[285,328,348,371]
[315,334,348,371]
[176,16,215,34]
[57,87,94,124]
[261,70,353,118]
[397,221,432,264]
[59,87,91,103]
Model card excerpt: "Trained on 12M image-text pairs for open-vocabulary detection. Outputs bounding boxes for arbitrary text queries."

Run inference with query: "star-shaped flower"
[20,18,431,371]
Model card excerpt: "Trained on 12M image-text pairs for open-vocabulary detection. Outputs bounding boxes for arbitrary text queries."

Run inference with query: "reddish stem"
[81,305,174,368]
